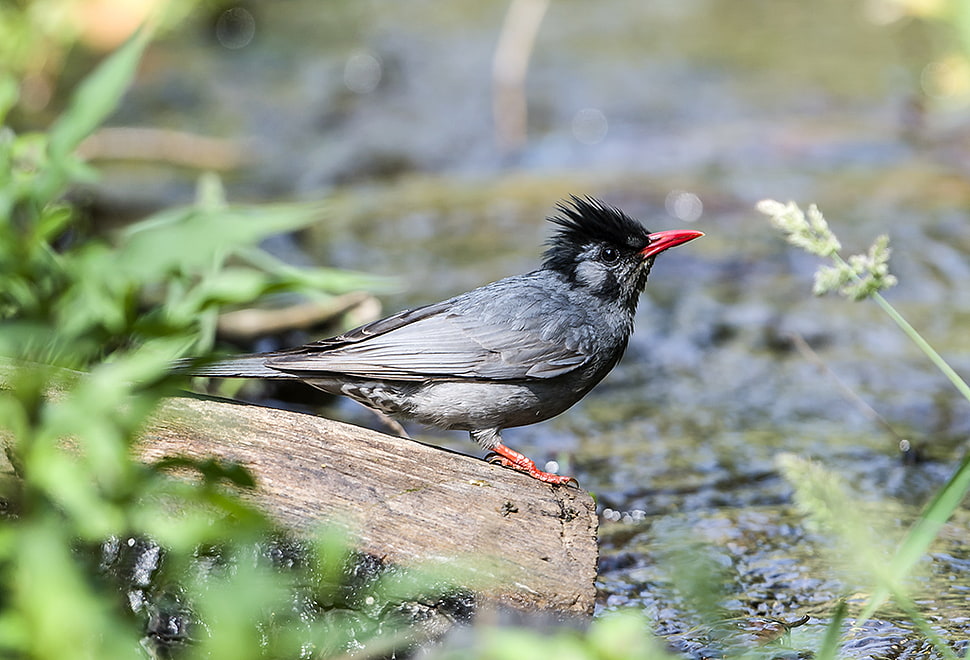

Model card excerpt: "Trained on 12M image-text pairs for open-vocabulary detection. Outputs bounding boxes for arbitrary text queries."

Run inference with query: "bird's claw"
[535,472,579,487]
[483,449,579,487]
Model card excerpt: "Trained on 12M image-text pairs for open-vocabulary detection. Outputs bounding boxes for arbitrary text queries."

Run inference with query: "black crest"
[542,196,651,272]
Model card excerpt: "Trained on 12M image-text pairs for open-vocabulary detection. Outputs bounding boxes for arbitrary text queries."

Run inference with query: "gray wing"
[266,281,591,381]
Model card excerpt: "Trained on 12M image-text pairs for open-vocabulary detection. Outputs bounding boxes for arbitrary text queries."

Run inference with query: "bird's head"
[542,196,703,310]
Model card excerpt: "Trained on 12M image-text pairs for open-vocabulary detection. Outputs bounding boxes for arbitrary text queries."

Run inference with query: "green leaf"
[189,545,295,659]
[0,75,18,124]
[588,610,677,660]
[953,0,970,59]
[118,202,325,280]
[856,451,970,623]
[47,29,150,159]
[11,518,141,657]
[814,599,848,660]
[238,246,395,294]
[35,205,73,244]
[152,456,257,489]
[180,267,271,308]
[776,453,899,588]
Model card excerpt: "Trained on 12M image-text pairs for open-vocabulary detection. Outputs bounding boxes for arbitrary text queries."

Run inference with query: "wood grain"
[138,395,598,615]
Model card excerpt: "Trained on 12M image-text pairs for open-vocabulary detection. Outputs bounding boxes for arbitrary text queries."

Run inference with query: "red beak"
[641,229,704,260]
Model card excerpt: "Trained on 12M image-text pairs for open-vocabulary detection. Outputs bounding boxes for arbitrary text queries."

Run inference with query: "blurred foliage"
[879,0,970,105]
[432,610,682,660]
[0,26,436,659]
[779,453,970,660]
[0,0,197,126]
[766,202,970,660]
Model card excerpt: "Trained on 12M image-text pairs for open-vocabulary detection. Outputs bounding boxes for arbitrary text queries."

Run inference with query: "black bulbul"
[180,196,703,484]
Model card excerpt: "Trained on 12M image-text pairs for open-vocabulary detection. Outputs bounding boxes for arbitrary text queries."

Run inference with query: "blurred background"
[7,0,970,653]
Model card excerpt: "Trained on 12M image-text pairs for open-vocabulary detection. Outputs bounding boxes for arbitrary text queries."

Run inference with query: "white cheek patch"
[573,260,604,288]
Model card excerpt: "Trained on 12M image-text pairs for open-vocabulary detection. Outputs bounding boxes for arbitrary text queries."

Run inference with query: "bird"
[179,196,703,485]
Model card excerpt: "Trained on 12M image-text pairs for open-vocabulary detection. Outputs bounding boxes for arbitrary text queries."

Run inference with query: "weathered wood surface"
[139,395,599,615]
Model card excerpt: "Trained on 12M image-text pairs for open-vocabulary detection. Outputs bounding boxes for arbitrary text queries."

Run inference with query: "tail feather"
[173,354,302,380]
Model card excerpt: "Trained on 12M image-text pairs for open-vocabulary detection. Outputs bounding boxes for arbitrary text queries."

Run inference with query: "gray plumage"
[179,196,702,483]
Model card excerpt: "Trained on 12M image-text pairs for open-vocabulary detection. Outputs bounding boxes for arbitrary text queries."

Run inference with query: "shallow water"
[88,0,970,654]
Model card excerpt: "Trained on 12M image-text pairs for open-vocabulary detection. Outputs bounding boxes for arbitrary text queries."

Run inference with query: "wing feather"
[266,276,591,381]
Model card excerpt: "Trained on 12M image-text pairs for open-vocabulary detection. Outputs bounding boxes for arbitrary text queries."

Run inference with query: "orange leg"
[489,442,576,485]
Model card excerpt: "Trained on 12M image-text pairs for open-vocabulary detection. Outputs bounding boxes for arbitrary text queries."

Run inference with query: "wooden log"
[138,395,598,615]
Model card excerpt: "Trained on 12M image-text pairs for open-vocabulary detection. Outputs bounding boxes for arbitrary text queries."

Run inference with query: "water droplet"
[344,52,383,94]
[665,189,703,222]
[215,7,256,50]
[572,108,608,145]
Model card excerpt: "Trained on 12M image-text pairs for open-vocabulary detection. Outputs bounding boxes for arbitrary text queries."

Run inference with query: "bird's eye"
[600,246,621,264]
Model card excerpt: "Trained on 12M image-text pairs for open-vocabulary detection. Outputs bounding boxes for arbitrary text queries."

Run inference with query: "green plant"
[437,609,680,660]
[760,199,970,660]
[0,29,405,659]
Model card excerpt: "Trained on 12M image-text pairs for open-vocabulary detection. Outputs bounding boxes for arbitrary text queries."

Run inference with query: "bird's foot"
[486,444,578,486]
